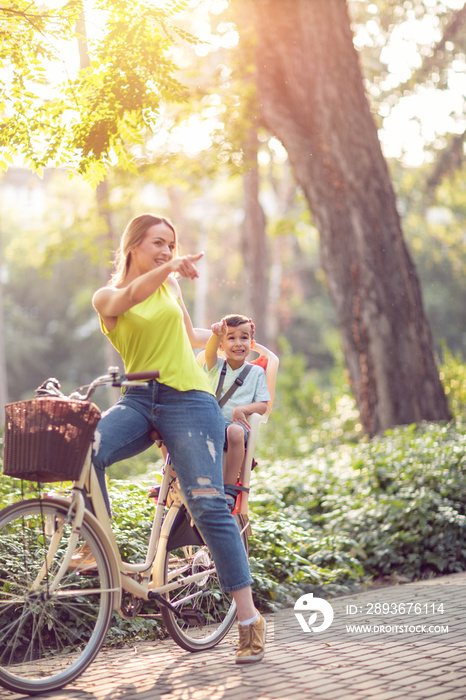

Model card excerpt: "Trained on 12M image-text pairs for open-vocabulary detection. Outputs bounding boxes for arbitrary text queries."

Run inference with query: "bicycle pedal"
[181,609,207,627]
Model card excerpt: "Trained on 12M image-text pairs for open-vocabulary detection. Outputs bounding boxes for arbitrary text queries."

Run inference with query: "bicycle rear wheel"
[159,506,248,651]
[0,499,115,695]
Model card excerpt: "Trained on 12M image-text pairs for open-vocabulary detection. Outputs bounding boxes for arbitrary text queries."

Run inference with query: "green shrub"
[247,512,363,608]
[440,344,466,422]
[251,421,466,583]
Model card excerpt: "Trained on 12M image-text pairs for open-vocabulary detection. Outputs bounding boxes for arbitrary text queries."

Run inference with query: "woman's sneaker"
[235,612,266,664]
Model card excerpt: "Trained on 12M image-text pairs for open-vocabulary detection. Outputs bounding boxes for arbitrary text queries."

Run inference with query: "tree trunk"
[77,16,120,402]
[0,221,7,425]
[95,180,121,404]
[228,2,270,345]
[246,0,451,434]
[242,130,269,345]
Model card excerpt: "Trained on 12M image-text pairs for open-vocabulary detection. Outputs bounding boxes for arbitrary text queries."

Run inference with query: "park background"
[0,0,465,643]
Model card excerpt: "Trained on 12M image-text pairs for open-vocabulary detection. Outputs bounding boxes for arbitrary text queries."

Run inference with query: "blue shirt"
[205,358,271,424]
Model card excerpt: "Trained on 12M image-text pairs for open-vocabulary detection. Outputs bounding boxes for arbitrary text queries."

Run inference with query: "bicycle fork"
[31,492,86,594]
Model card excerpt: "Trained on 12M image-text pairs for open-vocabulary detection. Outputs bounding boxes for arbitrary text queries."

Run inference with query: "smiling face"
[220,322,255,369]
[130,222,176,275]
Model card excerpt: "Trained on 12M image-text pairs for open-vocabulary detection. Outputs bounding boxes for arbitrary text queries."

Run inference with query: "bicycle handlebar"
[35,368,161,402]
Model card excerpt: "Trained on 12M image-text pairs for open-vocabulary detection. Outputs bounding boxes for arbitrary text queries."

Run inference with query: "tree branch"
[427,129,466,192]
[397,4,466,93]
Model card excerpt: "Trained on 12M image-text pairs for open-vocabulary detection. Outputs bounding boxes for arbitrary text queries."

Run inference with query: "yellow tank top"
[100,282,213,394]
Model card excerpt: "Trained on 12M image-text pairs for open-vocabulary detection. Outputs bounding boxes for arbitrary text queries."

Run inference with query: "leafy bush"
[251,421,466,586]
[248,512,363,608]
[440,344,466,422]
[326,423,466,579]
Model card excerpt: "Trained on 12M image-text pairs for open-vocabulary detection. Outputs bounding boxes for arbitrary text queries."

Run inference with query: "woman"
[91,213,265,664]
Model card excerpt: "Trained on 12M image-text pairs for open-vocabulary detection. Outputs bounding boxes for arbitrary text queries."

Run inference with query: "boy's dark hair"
[222,314,255,339]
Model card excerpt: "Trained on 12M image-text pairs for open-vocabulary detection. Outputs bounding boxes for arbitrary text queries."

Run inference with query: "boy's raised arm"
[205,320,227,370]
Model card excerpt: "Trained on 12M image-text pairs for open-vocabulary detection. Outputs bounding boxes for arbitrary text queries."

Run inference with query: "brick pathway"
[2,572,466,700]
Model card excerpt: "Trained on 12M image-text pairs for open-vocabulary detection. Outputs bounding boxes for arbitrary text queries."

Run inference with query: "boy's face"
[220,322,254,367]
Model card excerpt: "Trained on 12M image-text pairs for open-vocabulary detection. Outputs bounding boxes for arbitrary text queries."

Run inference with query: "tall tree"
[242,130,269,344]
[233,4,269,343]
[243,0,451,435]
[76,11,121,401]
[0,222,7,421]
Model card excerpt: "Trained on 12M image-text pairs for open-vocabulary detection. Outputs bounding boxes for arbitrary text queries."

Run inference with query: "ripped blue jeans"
[92,381,253,593]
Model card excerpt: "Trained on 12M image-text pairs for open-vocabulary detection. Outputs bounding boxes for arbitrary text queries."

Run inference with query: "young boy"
[204,314,271,512]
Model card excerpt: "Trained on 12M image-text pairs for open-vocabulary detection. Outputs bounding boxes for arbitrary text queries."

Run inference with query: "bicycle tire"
[0,498,115,695]
[159,505,249,652]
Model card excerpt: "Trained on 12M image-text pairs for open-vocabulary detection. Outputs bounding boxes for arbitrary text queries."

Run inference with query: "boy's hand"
[232,407,251,432]
[211,319,227,337]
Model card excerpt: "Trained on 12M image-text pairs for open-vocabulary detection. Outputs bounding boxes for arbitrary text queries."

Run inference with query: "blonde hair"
[110,213,177,286]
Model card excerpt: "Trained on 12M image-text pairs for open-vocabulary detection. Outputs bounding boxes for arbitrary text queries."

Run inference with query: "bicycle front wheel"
[159,506,249,652]
[0,499,115,696]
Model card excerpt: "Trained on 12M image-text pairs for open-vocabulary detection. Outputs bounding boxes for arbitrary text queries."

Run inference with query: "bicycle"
[0,367,250,696]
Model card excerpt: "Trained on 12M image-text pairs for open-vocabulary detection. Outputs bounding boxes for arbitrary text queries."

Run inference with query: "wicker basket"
[3,398,102,483]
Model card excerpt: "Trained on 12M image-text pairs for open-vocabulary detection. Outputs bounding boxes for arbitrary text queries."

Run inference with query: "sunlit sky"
[364,0,466,166]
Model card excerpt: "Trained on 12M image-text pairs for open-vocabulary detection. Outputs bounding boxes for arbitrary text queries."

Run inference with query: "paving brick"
[418,693,466,700]
[312,690,364,700]
[368,692,415,700]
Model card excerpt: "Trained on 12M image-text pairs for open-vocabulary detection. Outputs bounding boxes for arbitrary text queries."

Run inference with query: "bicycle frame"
[22,357,277,615]
[42,445,220,614]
